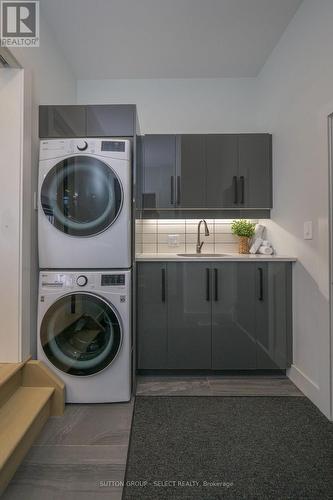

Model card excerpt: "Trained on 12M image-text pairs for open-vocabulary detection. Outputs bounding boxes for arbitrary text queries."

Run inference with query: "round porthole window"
[41,156,123,237]
[40,293,122,376]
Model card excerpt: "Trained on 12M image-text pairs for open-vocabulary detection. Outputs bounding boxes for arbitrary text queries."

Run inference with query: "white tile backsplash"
[142,232,157,244]
[157,223,186,234]
[158,233,186,244]
[136,219,258,255]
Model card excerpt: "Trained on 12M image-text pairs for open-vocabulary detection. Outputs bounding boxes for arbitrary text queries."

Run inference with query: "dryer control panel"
[39,138,131,161]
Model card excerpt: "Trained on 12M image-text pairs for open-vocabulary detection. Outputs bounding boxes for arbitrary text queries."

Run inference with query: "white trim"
[328,113,333,421]
[287,364,321,402]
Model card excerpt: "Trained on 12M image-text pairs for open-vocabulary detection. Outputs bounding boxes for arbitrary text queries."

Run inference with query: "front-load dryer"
[37,270,131,403]
[38,138,131,269]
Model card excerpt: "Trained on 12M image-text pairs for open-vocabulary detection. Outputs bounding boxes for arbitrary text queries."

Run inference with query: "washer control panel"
[101,274,125,286]
[40,272,129,292]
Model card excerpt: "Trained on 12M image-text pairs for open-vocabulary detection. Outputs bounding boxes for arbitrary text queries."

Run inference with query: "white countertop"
[136,253,297,262]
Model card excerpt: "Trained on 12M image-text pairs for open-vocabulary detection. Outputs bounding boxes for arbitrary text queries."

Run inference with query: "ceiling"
[40,0,302,80]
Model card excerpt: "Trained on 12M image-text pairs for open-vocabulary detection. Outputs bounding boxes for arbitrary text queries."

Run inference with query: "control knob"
[77,275,88,287]
[77,140,88,151]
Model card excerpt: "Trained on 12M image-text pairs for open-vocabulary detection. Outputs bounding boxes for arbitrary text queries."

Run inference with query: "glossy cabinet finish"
[206,134,238,207]
[141,135,177,209]
[178,135,206,208]
[137,263,168,369]
[255,262,292,369]
[211,263,257,369]
[39,106,86,138]
[86,104,136,137]
[238,134,272,208]
[39,105,136,138]
[167,262,211,369]
[137,261,292,370]
[139,133,272,211]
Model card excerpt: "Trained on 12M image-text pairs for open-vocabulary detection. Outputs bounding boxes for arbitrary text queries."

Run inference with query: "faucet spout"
[196,220,210,254]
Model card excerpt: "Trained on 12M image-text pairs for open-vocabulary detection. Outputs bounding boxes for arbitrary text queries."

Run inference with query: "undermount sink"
[177,253,229,257]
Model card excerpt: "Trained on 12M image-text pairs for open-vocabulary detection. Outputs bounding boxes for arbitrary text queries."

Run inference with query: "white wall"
[77,78,261,133]
[0,69,28,361]
[257,0,333,418]
[7,16,77,358]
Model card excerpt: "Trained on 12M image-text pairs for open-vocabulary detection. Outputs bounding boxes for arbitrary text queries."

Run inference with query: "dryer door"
[40,293,122,376]
[41,155,123,237]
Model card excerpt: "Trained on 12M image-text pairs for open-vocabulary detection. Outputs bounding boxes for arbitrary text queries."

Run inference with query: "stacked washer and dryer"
[37,138,132,403]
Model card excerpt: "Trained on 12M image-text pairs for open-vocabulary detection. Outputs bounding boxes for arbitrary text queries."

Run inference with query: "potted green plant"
[231,220,256,254]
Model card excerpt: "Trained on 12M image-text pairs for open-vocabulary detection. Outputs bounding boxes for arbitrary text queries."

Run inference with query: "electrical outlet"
[304,221,313,240]
[167,234,179,247]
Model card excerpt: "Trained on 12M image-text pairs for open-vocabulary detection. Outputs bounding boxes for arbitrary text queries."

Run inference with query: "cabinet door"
[167,263,211,369]
[178,135,206,208]
[142,135,177,209]
[238,134,272,208]
[256,263,292,369]
[206,135,238,207]
[137,263,168,369]
[39,106,86,138]
[212,263,257,369]
[86,105,136,137]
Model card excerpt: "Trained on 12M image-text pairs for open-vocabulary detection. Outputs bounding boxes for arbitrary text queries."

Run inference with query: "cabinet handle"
[258,267,264,301]
[233,176,238,204]
[170,176,175,205]
[240,176,245,204]
[177,176,181,205]
[161,268,166,302]
[206,268,210,301]
[214,268,218,301]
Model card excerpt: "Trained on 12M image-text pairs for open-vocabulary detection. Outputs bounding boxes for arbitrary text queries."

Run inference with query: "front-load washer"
[37,270,131,403]
[38,138,131,269]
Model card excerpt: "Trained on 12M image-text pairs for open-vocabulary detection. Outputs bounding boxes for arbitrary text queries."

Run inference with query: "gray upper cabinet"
[206,135,238,207]
[86,105,136,137]
[167,262,211,369]
[39,104,137,139]
[140,133,272,211]
[211,263,257,369]
[39,106,86,138]
[137,262,168,369]
[178,135,206,208]
[238,134,272,208]
[255,262,292,369]
[141,135,177,209]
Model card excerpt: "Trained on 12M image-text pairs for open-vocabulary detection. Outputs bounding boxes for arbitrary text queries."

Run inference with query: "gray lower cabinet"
[167,262,211,368]
[137,262,167,369]
[211,263,257,369]
[255,262,292,369]
[137,261,292,370]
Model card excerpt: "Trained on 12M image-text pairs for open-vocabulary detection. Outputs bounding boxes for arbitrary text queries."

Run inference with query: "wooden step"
[0,386,54,495]
[0,362,25,408]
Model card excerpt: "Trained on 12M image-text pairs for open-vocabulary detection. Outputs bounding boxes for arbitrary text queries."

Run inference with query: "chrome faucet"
[196,219,210,253]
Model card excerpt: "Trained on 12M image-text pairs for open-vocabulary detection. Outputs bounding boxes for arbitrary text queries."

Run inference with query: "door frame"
[328,113,333,421]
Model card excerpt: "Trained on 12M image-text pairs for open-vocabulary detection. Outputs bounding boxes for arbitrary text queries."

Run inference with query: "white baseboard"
[287,364,331,420]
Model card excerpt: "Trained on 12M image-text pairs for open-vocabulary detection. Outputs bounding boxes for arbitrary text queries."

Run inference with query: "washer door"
[41,156,123,237]
[40,293,122,376]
